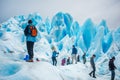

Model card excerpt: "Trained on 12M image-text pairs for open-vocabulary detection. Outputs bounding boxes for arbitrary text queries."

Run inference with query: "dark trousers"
[111,70,115,80]
[89,66,96,77]
[52,57,57,66]
[83,58,86,64]
[27,41,34,60]
[67,60,70,65]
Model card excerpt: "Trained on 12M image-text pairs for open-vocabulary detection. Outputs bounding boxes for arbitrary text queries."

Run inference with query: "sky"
[0,0,120,30]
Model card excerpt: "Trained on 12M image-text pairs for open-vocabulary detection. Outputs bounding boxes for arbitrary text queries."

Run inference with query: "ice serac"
[50,24,67,42]
[99,20,109,35]
[27,13,42,26]
[113,27,120,51]
[64,13,73,37]
[82,19,96,50]
[87,26,104,58]
[70,21,80,37]
[0,30,4,38]
[115,52,120,71]
[71,21,87,52]
[45,17,51,34]
[51,12,65,28]
[76,33,87,53]
[2,18,19,32]
[51,12,73,42]
[102,32,113,53]
[56,35,73,51]
[97,20,113,53]
[14,15,26,23]
[51,12,65,42]
[106,27,120,57]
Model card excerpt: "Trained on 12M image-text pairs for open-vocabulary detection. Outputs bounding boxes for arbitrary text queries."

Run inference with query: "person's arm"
[113,63,117,69]
[24,25,29,36]
[56,52,59,57]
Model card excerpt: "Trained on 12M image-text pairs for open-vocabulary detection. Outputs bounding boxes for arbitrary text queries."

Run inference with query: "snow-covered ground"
[0,12,120,80]
[0,54,120,80]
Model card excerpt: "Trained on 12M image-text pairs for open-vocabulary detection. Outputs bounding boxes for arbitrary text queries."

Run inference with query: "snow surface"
[0,12,120,80]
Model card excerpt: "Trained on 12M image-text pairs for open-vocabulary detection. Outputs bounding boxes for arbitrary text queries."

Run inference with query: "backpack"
[24,26,29,36]
[29,26,37,37]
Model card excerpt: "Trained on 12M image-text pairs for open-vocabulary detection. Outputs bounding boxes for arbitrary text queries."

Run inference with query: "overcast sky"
[0,0,120,30]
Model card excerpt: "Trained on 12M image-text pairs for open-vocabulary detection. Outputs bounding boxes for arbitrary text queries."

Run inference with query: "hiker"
[89,54,96,78]
[61,58,66,66]
[51,46,59,66]
[77,55,80,62]
[24,20,38,62]
[109,56,117,80]
[82,52,86,64]
[67,57,70,65]
[71,45,77,64]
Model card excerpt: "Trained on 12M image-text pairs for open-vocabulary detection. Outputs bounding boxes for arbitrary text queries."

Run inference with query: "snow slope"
[1,54,120,80]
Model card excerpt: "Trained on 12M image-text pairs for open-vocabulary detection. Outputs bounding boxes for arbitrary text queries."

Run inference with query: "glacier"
[0,12,120,80]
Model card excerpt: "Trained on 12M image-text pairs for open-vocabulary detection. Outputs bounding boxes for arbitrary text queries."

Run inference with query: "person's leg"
[55,57,57,66]
[113,70,115,80]
[93,70,96,78]
[89,66,93,76]
[75,54,77,64]
[111,70,115,80]
[93,66,96,78]
[52,57,55,65]
[27,41,31,60]
[89,71,93,76]
[93,71,95,77]
[29,42,34,60]
[111,70,113,80]
[72,54,74,64]
[72,54,76,64]
[85,59,86,64]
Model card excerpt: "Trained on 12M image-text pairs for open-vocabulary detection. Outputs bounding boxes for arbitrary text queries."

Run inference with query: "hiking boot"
[26,59,33,62]
[89,73,91,76]
[93,76,96,78]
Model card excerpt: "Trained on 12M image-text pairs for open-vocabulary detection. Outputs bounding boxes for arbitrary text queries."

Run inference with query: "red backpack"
[29,26,37,37]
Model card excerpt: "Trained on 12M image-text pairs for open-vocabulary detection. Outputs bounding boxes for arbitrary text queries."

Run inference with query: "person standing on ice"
[82,52,86,64]
[24,20,37,62]
[71,45,78,64]
[61,58,66,66]
[67,57,71,65]
[77,55,80,62]
[89,54,96,78]
[109,56,117,80]
[51,46,59,66]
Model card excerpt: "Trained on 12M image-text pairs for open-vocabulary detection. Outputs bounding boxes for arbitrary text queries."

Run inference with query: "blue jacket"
[52,51,59,57]
[72,47,77,54]
[25,24,37,42]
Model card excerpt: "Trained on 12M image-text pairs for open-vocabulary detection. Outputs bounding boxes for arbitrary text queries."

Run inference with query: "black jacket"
[90,57,95,68]
[109,59,116,70]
